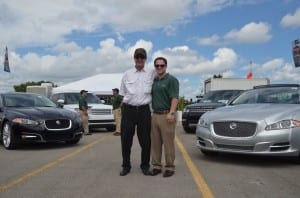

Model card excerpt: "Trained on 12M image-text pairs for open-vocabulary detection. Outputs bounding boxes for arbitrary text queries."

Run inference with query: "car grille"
[213,121,257,137]
[44,132,74,141]
[44,119,71,130]
[88,119,114,123]
[189,106,216,113]
[215,144,254,151]
[90,109,111,115]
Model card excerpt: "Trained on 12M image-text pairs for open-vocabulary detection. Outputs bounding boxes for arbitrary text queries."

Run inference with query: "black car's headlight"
[183,107,190,113]
[198,118,209,128]
[12,118,40,126]
[265,119,300,130]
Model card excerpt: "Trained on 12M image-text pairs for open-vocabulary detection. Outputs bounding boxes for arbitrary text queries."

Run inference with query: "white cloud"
[281,8,300,28]
[197,34,220,46]
[196,22,272,46]
[151,46,237,75]
[259,59,284,72]
[0,0,194,48]
[194,0,234,15]
[224,22,272,44]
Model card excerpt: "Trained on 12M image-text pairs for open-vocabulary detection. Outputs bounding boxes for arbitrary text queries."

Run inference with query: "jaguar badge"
[229,122,237,130]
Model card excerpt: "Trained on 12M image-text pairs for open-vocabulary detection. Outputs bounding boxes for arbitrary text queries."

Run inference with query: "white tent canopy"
[53,73,123,95]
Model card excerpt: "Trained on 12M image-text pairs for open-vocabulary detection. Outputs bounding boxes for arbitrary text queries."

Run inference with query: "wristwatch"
[170,112,175,115]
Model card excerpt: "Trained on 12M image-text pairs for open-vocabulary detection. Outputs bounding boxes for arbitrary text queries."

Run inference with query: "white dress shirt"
[120,67,156,106]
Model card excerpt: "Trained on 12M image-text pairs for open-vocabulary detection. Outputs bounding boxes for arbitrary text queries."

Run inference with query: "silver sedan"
[196,84,300,161]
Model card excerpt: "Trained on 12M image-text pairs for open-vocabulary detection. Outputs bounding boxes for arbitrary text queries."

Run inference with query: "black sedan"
[0,92,83,149]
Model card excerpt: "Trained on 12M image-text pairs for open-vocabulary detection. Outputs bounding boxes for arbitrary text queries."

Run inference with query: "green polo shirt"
[151,73,179,111]
[79,95,88,110]
[112,94,123,110]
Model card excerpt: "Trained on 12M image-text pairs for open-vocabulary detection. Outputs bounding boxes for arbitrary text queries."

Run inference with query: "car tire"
[2,122,17,150]
[65,138,81,145]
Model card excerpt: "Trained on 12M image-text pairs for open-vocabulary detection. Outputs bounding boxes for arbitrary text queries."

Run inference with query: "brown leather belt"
[123,103,149,110]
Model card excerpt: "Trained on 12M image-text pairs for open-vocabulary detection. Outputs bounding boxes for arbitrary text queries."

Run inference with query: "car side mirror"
[57,99,65,108]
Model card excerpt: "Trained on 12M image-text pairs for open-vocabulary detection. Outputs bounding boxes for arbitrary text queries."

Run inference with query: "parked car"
[196,84,300,161]
[182,90,243,133]
[0,92,82,149]
[50,92,115,131]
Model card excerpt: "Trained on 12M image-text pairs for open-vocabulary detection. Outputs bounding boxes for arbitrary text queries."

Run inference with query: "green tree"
[177,96,186,111]
[14,81,57,92]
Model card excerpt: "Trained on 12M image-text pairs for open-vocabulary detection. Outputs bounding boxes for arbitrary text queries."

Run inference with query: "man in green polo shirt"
[150,56,179,178]
[79,90,91,135]
[111,88,123,136]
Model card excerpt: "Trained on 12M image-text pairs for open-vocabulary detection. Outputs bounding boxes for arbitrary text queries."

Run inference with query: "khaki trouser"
[151,113,177,171]
[79,110,89,134]
[113,107,121,133]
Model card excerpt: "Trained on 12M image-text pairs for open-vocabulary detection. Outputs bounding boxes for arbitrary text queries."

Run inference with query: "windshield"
[231,86,300,105]
[201,90,242,103]
[64,93,102,104]
[3,94,56,107]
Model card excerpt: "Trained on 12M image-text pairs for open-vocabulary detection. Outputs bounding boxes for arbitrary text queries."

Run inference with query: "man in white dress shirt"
[119,48,156,176]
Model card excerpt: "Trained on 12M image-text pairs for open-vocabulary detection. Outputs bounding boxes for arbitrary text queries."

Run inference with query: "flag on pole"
[4,46,10,72]
[246,72,253,79]
[246,60,253,79]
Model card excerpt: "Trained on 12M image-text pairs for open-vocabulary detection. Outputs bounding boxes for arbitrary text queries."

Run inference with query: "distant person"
[150,57,179,177]
[119,48,156,176]
[111,88,123,136]
[79,90,91,135]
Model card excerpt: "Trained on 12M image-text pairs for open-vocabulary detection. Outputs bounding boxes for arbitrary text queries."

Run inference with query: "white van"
[50,92,116,131]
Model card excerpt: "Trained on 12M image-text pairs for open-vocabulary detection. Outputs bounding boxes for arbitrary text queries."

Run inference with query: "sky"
[0,0,300,100]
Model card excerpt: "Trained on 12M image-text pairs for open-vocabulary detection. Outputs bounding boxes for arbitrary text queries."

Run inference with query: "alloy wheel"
[2,123,11,148]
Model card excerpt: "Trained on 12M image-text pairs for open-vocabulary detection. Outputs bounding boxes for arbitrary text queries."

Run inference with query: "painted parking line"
[175,135,214,198]
[0,135,112,192]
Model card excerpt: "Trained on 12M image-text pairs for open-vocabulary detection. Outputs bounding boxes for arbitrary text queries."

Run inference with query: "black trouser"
[121,104,151,170]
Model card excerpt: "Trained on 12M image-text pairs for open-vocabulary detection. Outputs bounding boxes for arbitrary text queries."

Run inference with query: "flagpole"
[246,60,253,79]
[3,46,10,73]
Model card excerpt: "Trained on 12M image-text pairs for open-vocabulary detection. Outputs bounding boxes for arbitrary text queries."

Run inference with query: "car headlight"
[183,107,190,113]
[12,118,40,126]
[198,118,209,128]
[265,119,300,130]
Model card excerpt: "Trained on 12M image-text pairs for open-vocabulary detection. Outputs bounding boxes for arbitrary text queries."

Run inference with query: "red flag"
[246,72,253,79]
[4,46,10,72]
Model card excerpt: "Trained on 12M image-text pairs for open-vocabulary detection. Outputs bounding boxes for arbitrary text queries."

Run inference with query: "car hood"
[8,107,78,120]
[186,102,226,108]
[202,104,300,123]
[63,103,112,109]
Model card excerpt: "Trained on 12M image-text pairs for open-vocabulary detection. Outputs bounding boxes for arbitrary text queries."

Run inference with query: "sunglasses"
[154,64,166,68]
[134,55,146,60]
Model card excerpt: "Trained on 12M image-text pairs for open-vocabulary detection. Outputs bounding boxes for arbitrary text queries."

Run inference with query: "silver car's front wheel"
[2,122,16,149]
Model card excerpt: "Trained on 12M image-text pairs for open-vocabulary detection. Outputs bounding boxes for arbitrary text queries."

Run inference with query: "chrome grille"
[45,119,71,130]
[189,106,215,113]
[90,109,111,115]
[213,121,257,137]
[215,144,254,151]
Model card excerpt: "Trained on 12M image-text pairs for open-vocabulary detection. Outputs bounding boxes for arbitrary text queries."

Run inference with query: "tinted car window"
[201,90,242,103]
[231,87,300,105]
[64,93,102,104]
[3,94,56,107]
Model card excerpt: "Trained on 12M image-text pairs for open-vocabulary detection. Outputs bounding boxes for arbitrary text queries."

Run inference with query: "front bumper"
[196,126,300,157]
[11,122,82,143]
